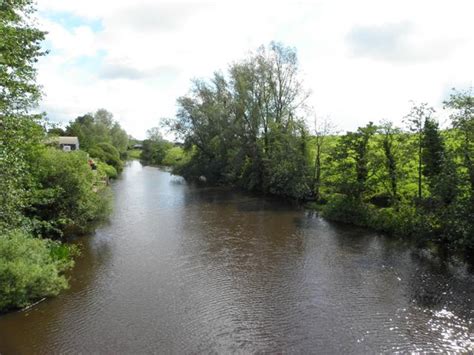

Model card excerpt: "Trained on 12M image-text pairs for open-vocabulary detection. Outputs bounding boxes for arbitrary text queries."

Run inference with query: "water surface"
[0,161,472,353]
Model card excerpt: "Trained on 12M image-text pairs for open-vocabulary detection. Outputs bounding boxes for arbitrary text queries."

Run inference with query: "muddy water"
[0,160,472,353]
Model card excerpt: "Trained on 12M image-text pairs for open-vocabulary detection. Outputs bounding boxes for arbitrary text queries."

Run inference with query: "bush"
[97,161,118,179]
[28,148,111,238]
[0,230,76,312]
[322,194,370,226]
[87,146,105,161]
[127,149,142,160]
[366,205,416,236]
[141,139,172,165]
[162,146,186,166]
[89,143,123,172]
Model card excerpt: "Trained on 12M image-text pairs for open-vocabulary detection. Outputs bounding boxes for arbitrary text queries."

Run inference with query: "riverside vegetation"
[0,1,130,312]
[159,43,473,259]
[1,1,473,313]
[139,127,188,167]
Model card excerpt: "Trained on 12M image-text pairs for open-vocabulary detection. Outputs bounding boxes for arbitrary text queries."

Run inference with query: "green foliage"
[0,116,43,232]
[332,122,377,199]
[0,230,76,311]
[264,124,310,199]
[322,194,370,226]
[444,89,474,197]
[405,103,435,198]
[162,146,186,166]
[0,1,119,312]
[97,161,118,179]
[164,42,473,255]
[318,104,473,254]
[140,127,174,165]
[127,149,142,160]
[422,117,445,181]
[168,42,311,199]
[88,142,123,172]
[27,149,111,238]
[0,0,46,233]
[0,0,46,115]
[96,142,122,169]
[377,121,404,202]
[66,109,128,156]
[141,139,172,165]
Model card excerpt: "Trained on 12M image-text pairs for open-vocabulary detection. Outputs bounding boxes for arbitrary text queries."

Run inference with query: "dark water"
[0,161,472,354]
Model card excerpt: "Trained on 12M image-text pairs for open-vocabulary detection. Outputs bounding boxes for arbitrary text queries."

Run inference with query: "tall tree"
[0,0,46,231]
[169,42,310,198]
[334,122,377,199]
[444,89,474,196]
[378,120,402,203]
[405,103,435,199]
[66,109,128,154]
[421,117,445,183]
[311,115,336,201]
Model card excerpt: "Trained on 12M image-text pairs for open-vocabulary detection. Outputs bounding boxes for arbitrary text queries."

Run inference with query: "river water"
[0,161,472,353]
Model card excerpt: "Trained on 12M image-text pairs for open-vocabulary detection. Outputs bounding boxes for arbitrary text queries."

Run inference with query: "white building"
[58,136,80,151]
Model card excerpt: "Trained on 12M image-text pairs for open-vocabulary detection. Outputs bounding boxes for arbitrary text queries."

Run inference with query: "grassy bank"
[127,149,142,160]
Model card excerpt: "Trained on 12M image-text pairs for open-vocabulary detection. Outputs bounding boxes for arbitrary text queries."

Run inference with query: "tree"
[146,127,164,142]
[168,42,310,199]
[444,89,474,196]
[0,0,90,312]
[0,0,46,115]
[378,120,402,203]
[0,0,46,232]
[66,109,128,155]
[110,122,129,154]
[405,103,435,199]
[311,115,336,201]
[141,127,173,165]
[421,117,445,183]
[334,122,377,199]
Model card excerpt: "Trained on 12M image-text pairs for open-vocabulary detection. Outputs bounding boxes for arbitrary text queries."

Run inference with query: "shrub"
[97,161,118,179]
[87,147,106,161]
[162,146,186,166]
[89,143,123,172]
[322,194,370,226]
[127,149,142,160]
[28,148,111,238]
[0,230,76,311]
[141,139,172,165]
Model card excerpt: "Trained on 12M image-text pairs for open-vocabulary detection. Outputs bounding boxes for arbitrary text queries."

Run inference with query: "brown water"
[0,160,473,354]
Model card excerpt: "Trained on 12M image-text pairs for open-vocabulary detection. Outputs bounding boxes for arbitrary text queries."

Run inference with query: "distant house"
[132,144,143,149]
[58,136,80,151]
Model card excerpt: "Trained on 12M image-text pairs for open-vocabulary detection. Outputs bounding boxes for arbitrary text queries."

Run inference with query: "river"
[0,160,472,353]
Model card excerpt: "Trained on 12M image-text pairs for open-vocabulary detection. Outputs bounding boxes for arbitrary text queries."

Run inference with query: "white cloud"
[35,0,474,138]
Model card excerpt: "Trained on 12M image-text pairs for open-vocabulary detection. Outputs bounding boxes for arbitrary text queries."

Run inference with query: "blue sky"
[36,0,474,139]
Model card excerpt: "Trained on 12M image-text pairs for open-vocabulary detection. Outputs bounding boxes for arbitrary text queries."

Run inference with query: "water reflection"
[0,161,472,353]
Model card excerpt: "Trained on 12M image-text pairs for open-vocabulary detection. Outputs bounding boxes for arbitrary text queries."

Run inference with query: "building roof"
[58,136,79,145]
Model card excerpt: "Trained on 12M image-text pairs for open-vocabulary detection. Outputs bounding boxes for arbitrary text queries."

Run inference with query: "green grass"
[162,146,186,166]
[127,149,142,160]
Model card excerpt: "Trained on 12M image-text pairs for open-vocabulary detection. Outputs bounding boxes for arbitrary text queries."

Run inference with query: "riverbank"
[304,198,474,266]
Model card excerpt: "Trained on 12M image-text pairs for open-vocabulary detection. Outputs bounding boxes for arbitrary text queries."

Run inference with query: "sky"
[36,0,474,139]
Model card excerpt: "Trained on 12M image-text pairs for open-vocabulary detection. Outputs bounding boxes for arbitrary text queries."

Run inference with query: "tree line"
[51,108,129,177]
[137,126,187,167]
[166,42,473,257]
